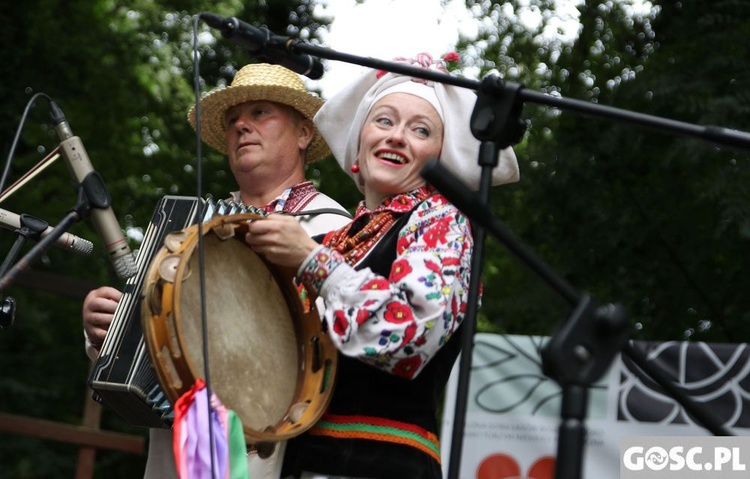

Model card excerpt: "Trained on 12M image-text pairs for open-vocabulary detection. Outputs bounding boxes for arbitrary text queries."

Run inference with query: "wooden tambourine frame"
[141,213,336,447]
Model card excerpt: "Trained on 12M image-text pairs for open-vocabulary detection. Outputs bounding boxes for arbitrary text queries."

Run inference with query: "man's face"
[223,100,312,177]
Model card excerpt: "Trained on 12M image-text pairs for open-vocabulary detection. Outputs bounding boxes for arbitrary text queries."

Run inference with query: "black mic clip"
[0,296,15,329]
[218,16,269,54]
[199,13,324,79]
[80,170,112,214]
[15,214,49,243]
[470,75,528,152]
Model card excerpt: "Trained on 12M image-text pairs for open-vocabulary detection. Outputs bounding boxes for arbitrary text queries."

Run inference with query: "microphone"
[49,101,137,279]
[199,13,324,80]
[0,208,94,256]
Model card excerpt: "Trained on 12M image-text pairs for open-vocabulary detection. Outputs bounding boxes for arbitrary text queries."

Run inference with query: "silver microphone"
[0,208,94,256]
[49,101,136,279]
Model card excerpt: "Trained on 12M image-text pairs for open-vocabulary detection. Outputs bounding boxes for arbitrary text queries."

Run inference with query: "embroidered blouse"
[298,187,473,379]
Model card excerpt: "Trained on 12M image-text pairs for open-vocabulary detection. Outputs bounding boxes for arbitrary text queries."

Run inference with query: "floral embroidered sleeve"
[298,195,473,379]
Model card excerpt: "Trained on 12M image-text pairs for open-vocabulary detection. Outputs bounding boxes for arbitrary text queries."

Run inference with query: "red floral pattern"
[389,259,412,282]
[332,310,349,336]
[393,355,423,378]
[362,278,389,290]
[298,190,474,379]
[422,215,452,248]
[384,302,414,324]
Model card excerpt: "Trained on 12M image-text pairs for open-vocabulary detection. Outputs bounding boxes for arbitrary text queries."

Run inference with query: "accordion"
[87,195,262,428]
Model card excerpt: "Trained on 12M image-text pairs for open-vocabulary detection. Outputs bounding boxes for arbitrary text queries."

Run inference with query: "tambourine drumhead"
[179,233,298,429]
[141,213,336,444]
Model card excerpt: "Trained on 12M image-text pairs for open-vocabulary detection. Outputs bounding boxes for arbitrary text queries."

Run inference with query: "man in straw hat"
[82,63,351,478]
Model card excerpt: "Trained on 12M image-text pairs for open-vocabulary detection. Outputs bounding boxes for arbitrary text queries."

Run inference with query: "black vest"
[282,210,464,479]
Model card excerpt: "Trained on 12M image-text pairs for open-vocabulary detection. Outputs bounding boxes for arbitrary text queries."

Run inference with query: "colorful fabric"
[227,410,249,479]
[173,379,248,479]
[298,188,472,379]
[308,413,442,464]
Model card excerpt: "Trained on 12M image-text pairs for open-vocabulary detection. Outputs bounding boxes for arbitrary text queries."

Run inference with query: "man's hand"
[82,286,122,351]
[244,213,320,269]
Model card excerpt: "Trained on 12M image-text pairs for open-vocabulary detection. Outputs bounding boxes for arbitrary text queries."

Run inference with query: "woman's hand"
[244,213,320,269]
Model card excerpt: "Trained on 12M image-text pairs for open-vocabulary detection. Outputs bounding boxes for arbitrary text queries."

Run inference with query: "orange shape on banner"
[476,453,556,479]
[477,453,521,478]
[528,456,555,479]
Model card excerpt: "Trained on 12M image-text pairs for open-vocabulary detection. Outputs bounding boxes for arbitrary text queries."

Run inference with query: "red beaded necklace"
[323,210,396,266]
[323,188,431,266]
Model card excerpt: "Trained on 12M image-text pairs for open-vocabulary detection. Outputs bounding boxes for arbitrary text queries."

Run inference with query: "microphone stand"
[0,187,91,294]
[289,40,750,151]
[441,75,528,479]
[0,213,52,328]
[270,39,749,478]
[422,158,738,478]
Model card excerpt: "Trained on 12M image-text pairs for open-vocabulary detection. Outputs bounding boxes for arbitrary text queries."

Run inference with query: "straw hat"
[187,63,330,163]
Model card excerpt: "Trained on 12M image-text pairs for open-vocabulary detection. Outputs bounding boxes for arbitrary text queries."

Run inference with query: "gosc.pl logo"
[623,445,746,473]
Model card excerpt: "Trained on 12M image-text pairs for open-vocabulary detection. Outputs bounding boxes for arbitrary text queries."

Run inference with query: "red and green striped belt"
[308,413,441,463]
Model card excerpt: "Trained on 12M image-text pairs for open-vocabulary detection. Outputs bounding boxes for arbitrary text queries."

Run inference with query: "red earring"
[350,163,360,173]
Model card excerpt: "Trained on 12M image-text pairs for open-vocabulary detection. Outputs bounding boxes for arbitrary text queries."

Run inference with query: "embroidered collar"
[230,181,319,213]
[350,185,434,222]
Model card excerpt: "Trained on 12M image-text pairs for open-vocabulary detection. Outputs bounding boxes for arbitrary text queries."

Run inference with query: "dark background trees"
[0,0,748,477]
[0,1,342,477]
[460,0,750,343]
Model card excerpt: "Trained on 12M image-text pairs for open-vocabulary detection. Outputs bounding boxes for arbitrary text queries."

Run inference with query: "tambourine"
[141,213,336,445]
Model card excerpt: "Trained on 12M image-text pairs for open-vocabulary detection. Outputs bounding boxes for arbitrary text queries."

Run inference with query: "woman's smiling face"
[357,92,444,209]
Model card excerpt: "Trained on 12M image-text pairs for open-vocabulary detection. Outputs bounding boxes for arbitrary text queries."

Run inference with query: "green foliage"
[1,0,749,475]
[459,0,750,345]
[0,0,333,476]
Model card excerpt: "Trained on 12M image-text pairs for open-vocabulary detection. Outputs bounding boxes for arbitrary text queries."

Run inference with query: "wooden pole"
[0,411,145,453]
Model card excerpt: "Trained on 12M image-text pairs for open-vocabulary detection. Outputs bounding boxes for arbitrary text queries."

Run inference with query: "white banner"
[440,334,750,479]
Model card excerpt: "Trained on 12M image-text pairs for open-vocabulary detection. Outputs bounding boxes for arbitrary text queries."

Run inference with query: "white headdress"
[314,53,520,190]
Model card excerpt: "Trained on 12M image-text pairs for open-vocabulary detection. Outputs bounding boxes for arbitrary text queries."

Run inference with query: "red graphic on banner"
[477,453,555,479]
